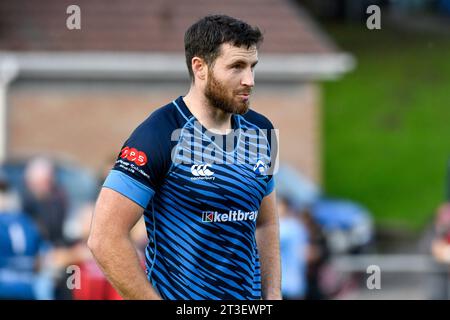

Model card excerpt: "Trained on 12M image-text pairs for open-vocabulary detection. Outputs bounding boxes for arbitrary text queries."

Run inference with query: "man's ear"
[191,57,207,81]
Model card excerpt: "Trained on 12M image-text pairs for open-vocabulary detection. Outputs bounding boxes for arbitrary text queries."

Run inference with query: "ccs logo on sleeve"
[120,146,147,166]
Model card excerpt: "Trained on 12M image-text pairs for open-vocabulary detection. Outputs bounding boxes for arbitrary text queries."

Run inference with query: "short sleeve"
[103,112,173,208]
[265,177,275,196]
[241,110,278,197]
[262,116,278,197]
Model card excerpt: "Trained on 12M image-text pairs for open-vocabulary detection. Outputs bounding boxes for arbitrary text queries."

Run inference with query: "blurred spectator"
[311,199,374,254]
[431,203,450,263]
[63,202,146,299]
[22,157,69,247]
[300,208,331,300]
[67,202,122,300]
[428,202,450,299]
[32,202,122,300]
[0,170,47,299]
[275,164,375,299]
[275,164,329,299]
[21,157,75,299]
[277,196,309,299]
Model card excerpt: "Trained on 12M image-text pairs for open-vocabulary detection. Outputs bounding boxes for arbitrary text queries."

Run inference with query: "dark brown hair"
[184,15,263,81]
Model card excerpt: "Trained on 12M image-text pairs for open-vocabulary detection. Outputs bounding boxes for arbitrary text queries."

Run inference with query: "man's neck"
[183,89,233,134]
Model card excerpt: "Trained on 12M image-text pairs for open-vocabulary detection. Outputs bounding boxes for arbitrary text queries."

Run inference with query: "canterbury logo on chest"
[190,164,215,180]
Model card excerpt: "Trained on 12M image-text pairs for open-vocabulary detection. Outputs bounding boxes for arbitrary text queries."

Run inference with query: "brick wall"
[253,83,322,184]
[8,80,321,184]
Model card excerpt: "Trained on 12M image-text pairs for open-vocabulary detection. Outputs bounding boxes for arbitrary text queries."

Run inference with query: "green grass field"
[321,23,450,231]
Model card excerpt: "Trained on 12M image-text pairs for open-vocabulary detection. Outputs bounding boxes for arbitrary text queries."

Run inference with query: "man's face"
[204,43,258,115]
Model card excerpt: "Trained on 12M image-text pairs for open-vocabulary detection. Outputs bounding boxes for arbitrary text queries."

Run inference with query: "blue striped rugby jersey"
[103,96,277,300]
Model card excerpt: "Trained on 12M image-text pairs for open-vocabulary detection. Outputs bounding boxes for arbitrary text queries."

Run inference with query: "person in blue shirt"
[0,172,46,299]
[278,196,309,300]
[88,15,281,300]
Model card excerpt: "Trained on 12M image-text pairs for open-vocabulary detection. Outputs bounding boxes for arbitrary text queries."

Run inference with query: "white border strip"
[0,52,355,81]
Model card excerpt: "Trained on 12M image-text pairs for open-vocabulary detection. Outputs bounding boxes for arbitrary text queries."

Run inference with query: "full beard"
[204,71,250,115]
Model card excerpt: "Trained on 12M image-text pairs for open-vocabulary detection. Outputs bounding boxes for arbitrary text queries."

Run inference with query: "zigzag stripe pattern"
[144,114,270,300]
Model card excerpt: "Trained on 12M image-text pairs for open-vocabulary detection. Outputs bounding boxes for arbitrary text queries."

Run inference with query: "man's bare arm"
[88,187,162,300]
[256,190,282,300]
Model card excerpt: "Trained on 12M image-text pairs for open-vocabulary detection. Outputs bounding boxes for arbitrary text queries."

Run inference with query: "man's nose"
[241,68,255,87]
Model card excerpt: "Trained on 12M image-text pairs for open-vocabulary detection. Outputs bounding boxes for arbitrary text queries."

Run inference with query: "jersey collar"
[174,96,241,130]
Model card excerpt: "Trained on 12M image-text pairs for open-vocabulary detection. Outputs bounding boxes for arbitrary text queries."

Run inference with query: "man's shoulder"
[140,100,179,129]
[240,108,274,130]
[132,99,183,138]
